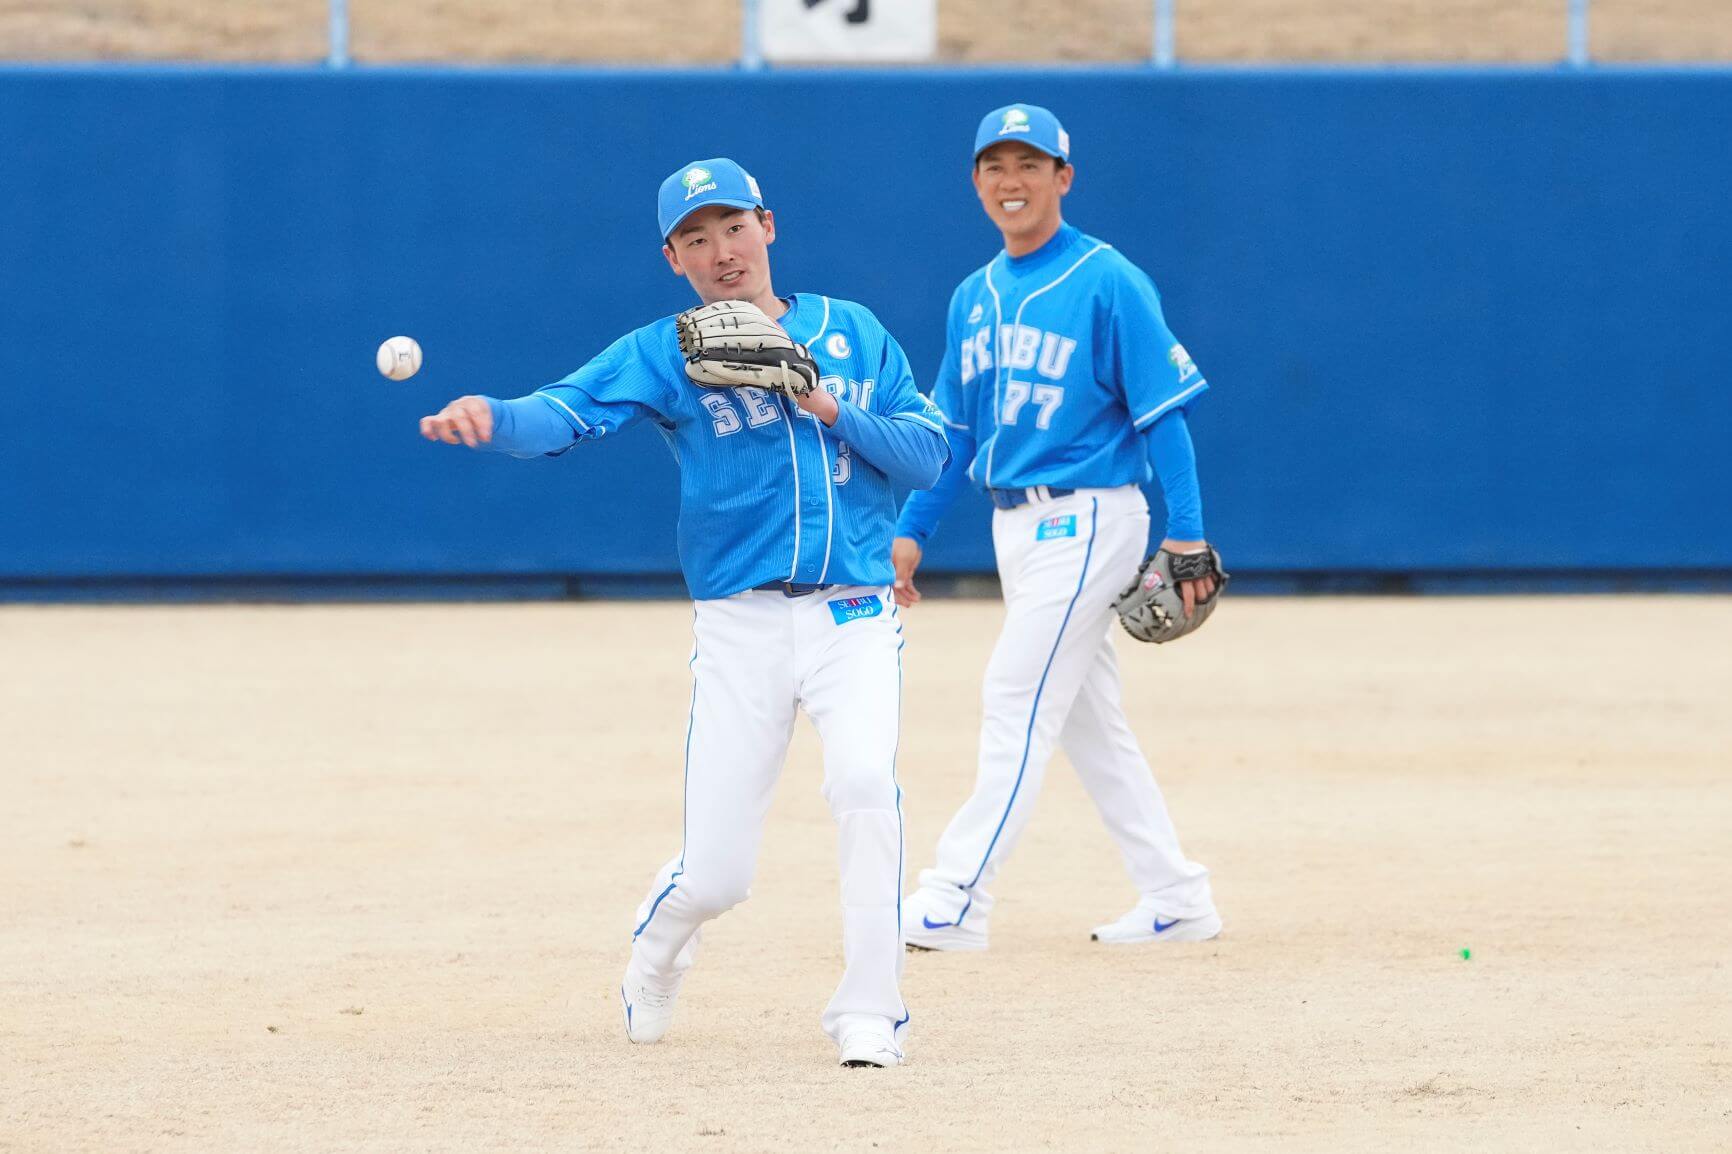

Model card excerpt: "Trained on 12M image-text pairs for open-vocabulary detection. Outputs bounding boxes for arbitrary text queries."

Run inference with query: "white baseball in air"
[376,335,423,381]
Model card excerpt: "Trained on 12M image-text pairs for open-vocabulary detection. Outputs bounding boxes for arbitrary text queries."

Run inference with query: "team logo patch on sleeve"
[1168,343,1198,382]
[1036,515,1078,541]
[828,594,884,624]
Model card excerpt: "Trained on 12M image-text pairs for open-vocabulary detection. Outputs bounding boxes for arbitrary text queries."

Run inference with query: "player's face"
[972,143,1073,246]
[662,206,778,307]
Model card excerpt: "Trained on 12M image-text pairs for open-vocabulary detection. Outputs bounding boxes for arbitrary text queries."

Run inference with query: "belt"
[988,486,1076,510]
[752,581,836,598]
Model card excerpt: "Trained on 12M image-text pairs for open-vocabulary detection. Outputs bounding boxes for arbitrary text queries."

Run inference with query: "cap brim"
[973,139,1067,162]
[663,197,763,240]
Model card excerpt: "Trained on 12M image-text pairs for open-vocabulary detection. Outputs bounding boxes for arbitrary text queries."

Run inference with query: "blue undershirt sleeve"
[895,423,979,545]
[1142,408,1205,541]
[830,400,949,491]
[482,395,581,458]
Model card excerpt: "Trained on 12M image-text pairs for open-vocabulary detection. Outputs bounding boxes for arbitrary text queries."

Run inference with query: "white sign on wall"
[760,0,938,63]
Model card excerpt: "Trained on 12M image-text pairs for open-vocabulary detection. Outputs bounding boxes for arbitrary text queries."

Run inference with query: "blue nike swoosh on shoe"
[922,916,958,930]
[1152,918,1181,933]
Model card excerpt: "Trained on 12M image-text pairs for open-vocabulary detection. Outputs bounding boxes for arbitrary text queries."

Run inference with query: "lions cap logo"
[999,107,1031,136]
[682,166,720,201]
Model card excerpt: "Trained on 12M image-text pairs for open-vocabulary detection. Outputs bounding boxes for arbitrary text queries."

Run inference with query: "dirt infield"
[2,0,1729,62]
[2,596,1729,1152]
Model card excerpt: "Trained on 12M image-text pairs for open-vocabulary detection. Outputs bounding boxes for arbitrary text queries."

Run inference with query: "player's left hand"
[1159,538,1218,616]
[1113,545,1230,645]
[676,300,820,399]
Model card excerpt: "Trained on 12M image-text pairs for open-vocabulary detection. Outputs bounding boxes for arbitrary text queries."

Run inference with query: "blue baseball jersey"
[535,294,945,600]
[933,223,1207,490]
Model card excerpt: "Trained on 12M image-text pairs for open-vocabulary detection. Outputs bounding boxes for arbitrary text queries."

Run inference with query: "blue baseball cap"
[972,104,1070,163]
[657,158,765,240]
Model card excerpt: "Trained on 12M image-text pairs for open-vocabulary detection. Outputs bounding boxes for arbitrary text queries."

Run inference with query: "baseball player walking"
[893,105,1224,951]
[419,158,948,1066]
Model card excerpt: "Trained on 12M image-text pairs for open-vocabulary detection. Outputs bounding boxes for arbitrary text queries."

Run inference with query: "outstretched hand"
[420,396,494,448]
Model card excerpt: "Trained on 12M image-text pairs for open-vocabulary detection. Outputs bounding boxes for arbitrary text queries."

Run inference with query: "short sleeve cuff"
[1131,380,1208,430]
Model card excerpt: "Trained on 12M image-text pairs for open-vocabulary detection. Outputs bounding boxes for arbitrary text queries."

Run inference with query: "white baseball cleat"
[838,1030,904,1068]
[1090,904,1223,945]
[901,892,989,952]
[620,969,682,1044]
[904,917,989,952]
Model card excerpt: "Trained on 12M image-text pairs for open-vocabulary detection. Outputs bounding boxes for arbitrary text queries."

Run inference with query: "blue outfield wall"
[1,67,1729,588]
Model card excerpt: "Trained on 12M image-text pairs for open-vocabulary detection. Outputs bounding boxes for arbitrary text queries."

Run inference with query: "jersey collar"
[999,222,1082,277]
[777,293,830,347]
[777,293,802,330]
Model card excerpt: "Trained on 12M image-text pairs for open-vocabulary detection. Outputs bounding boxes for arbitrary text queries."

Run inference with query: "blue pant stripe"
[891,606,911,1033]
[891,607,906,939]
[633,612,700,941]
[632,878,679,939]
[959,497,1101,905]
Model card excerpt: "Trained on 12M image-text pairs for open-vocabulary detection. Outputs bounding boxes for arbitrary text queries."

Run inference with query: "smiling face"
[972,142,1074,255]
[662,205,778,310]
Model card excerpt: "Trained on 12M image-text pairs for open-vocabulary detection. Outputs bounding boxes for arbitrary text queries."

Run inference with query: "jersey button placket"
[789,453,814,585]
[790,434,823,585]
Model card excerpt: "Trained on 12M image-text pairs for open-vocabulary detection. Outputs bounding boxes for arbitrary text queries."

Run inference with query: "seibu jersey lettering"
[958,324,1078,384]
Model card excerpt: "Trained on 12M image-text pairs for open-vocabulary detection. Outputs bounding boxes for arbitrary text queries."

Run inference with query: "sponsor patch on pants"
[1036,515,1077,541]
[828,594,883,624]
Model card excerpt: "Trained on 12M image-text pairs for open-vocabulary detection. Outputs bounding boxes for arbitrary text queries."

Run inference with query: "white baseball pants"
[915,485,1214,928]
[629,585,909,1045]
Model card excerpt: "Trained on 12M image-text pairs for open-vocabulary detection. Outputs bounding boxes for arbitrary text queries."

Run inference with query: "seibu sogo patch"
[1036,515,1078,541]
[828,594,884,625]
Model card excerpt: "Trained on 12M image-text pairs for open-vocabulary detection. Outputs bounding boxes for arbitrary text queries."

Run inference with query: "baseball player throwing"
[893,105,1224,951]
[419,158,948,1066]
